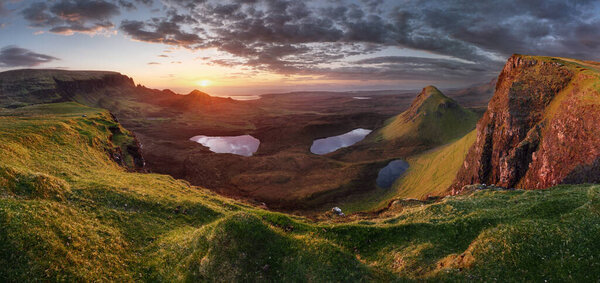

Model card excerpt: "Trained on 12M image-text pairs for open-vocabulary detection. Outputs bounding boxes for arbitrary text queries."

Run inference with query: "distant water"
[352,96,372,100]
[376,160,410,188]
[310,128,372,155]
[189,135,260,156]
[227,95,261,101]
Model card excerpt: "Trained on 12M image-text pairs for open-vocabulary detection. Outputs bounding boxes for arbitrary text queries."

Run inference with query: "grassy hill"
[392,130,477,199]
[380,86,479,145]
[1,102,600,281]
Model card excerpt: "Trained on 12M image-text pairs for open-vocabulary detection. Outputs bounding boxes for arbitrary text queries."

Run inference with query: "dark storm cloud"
[410,0,600,61]
[348,56,502,81]
[0,46,59,67]
[120,17,203,47]
[118,0,523,82]
[21,0,120,34]
[16,0,600,84]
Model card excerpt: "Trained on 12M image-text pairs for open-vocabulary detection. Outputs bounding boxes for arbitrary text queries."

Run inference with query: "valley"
[2,54,600,281]
[0,69,491,212]
[2,0,600,280]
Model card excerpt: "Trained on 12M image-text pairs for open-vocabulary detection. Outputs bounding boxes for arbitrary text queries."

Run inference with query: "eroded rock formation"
[452,54,600,193]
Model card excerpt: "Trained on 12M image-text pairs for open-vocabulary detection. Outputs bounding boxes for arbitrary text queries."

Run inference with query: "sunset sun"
[197,80,211,87]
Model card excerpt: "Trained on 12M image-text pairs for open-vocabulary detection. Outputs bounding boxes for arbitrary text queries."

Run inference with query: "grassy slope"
[1,102,600,281]
[338,131,476,213]
[392,130,477,199]
[380,86,479,145]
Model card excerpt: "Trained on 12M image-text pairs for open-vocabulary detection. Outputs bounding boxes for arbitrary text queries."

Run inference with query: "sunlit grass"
[1,101,600,281]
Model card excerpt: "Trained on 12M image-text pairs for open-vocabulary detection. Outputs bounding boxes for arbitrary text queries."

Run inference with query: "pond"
[376,160,410,188]
[352,96,372,100]
[227,95,261,101]
[189,135,260,156]
[310,128,372,155]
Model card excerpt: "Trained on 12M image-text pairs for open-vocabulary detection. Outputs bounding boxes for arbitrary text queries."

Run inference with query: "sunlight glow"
[197,80,212,87]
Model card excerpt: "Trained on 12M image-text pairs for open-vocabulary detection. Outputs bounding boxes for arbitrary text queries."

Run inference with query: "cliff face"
[0,69,135,107]
[452,54,600,193]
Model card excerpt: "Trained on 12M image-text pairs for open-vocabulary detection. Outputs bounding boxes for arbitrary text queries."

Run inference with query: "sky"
[1,0,600,95]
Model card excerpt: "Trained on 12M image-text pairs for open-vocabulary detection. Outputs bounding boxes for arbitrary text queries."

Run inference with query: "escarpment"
[0,69,135,107]
[451,54,600,193]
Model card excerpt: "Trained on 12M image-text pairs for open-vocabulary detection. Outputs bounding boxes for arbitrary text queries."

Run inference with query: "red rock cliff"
[451,54,600,193]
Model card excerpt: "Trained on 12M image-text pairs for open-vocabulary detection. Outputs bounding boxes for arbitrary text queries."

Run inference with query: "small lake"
[310,128,372,155]
[352,96,372,100]
[227,95,261,101]
[376,160,410,188]
[189,135,260,156]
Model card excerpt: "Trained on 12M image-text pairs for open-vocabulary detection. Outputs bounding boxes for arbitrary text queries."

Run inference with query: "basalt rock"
[451,54,600,193]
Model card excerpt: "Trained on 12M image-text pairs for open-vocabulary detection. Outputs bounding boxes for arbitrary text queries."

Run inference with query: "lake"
[310,128,372,155]
[376,160,410,188]
[189,135,260,156]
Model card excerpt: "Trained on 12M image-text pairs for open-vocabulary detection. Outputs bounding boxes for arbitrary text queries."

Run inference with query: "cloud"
[120,13,202,47]
[147,61,160,65]
[0,45,59,67]
[117,0,514,83]
[21,0,120,35]
[16,0,600,84]
[319,56,501,82]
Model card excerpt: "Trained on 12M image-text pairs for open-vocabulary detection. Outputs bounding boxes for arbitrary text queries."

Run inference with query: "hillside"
[380,86,479,146]
[452,54,600,193]
[1,102,600,281]
[392,130,477,199]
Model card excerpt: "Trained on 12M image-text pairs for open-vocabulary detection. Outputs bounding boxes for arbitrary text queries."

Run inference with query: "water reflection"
[310,128,372,155]
[352,96,372,100]
[376,160,410,188]
[227,95,261,101]
[189,135,260,156]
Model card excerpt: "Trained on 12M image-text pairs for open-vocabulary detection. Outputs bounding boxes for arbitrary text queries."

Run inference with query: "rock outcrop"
[451,54,600,193]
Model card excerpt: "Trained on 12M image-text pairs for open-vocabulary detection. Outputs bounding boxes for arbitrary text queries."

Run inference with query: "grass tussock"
[1,102,600,282]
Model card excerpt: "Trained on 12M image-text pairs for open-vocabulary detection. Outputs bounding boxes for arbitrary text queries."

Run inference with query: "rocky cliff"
[0,69,135,108]
[451,54,600,193]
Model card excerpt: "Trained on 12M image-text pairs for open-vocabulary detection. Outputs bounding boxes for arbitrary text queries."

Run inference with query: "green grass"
[380,86,479,145]
[337,131,476,213]
[1,102,600,281]
[392,130,477,199]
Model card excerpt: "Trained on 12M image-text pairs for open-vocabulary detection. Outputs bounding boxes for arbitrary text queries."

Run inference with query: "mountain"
[379,85,479,145]
[1,102,600,281]
[0,69,240,116]
[451,54,600,193]
[3,56,600,280]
